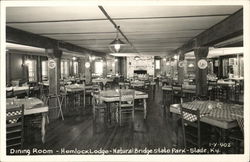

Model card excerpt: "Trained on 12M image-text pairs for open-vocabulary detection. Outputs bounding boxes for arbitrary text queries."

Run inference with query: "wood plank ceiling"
[6,5,242,56]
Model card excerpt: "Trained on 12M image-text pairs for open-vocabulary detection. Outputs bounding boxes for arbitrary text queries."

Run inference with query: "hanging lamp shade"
[109,26,126,53]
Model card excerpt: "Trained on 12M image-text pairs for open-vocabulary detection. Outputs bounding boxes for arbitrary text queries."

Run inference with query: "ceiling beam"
[176,8,243,54]
[7,14,230,24]
[6,26,106,57]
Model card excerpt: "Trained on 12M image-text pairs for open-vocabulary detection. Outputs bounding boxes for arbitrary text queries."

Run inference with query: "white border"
[1,0,250,162]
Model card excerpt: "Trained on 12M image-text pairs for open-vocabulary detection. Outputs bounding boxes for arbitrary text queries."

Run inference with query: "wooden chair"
[162,85,172,106]
[180,98,201,148]
[118,89,135,126]
[180,98,210,148]
[92,91,107,121]
[172,84,182,103]
[182,84,196,102]
[6,105,24,150]
[207,80,218,100]
[59,85,68,112]
[28,82,40,98]
[40,84,49,102]
[233,81,243,104]
[228,127,244,153]
[85,83,100,106]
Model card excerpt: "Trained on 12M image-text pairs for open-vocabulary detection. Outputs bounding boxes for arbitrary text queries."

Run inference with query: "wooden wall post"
[78,58,85,78]
[194,47,209,96]
[37,56,42,82]
[84,55,92,84]
[178,51,185,84]
[46,48,62,120]
[103,57,107,77]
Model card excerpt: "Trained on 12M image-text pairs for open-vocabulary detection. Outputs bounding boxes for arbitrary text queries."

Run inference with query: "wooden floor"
[21,85,243,155]
[22,85,185,154]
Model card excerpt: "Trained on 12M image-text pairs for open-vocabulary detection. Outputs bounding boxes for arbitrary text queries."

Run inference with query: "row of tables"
[6,81,149,143]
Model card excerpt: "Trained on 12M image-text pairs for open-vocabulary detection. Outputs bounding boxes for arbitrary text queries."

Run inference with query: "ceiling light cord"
[98,6,139,53]
[115,26,120,40]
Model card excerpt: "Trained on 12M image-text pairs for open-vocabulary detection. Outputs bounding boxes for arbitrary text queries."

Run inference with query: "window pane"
[95,61,103,74]
[155,60,160,69]
[65,61,68,76]
[73,61,78,75]
[42,61,48,81]
[26,59,37,82]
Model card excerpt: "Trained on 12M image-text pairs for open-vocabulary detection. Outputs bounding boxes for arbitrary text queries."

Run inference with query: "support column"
[78,58,85,79]
[84,55,92,84]
[6,52,11,85]
[218,56,223,79]
[46,48,62,120]
[123,57,127,78]
[37,56,42,82]
[103,57,107,77]
[194,47,209,97]
[178,51,185,84]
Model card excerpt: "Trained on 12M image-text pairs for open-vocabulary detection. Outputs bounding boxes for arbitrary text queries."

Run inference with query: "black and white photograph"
[0,0,249,162]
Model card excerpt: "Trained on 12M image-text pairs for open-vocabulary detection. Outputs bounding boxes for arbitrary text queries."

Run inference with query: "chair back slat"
[6,105,24,149]
[180,102,201,148]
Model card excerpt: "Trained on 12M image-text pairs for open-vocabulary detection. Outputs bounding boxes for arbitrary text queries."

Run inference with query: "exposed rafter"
[176,8,243,54]
[6,26,106,57]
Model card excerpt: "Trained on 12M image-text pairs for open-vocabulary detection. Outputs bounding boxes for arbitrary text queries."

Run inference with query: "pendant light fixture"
[109,26,125,53]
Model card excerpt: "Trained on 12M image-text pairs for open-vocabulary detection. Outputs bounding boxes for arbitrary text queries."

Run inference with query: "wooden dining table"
[7,86,32,95]
[64,84,93,109]
[170,100,243,149]
[93,89,149,119]
[6,97,48,143]
[217,80,235,86]
[170,100,243,129]
[92,78,113,85]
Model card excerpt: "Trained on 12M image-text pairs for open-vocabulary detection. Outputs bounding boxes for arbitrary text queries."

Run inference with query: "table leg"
[162,90,165,108]
[220,128,229,154]
[107,102,111,123]
[153,84,156,98]
[83,90,86,109]
[143,99,147,119]
[41,113,46,143]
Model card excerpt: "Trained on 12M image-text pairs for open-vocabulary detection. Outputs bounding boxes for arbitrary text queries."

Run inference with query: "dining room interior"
[4,4,246,155]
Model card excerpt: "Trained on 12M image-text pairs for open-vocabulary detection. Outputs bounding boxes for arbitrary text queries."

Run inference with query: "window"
[42,60,48,81]
[155,60,160,69]
[73,61,78,75]
[240,56,244,77]
[61,60,69,79]
[26,59,37,82]
[95,61,103,75]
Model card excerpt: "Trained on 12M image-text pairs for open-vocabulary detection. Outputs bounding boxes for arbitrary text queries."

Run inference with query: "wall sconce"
[134,56,140,61]
[174,55,178,60]
[85,62,90,68]
[91,56,95,61]
[72,57,77,61]
[163,58,166,61]
[24,60,32,65]
[115,58,118,62]
[188,63,194,68]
